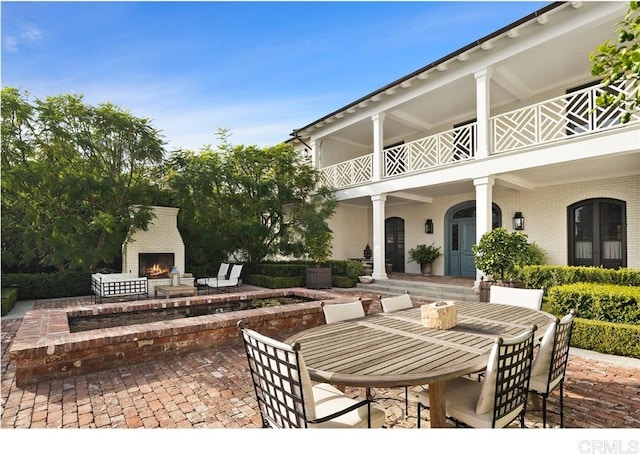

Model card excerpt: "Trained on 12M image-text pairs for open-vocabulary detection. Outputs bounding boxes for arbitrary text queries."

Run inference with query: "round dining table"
[286,300,556,428]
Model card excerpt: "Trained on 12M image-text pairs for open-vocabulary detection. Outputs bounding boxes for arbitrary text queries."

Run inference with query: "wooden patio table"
[286,300,555,428]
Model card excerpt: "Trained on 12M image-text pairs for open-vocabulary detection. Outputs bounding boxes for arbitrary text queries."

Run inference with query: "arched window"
[568,198,626,269]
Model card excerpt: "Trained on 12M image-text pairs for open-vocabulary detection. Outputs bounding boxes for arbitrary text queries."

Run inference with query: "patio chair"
[210,263,243,293]
[238,321,386,428]
[527,310,576,428]
[489,285,544,310]
[380,292,414,416]
[417,326,537,428]
[321,300,365,324]
[196,262,230,294]
[380,292,413,313]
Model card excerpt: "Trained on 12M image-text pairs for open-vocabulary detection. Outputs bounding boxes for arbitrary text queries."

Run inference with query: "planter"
[420,262,433,276]
[358,276,374,284]
[479,279,524,302]
[306,266,332,289]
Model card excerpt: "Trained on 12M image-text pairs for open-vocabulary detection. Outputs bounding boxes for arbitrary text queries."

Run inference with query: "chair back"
[227,264,243,281]
[217,262,230,279]
[489,285,544,310]
[476,326,537,428]
[531,310,576,391]
[321,300,365,324]
[380,293,413,313]
[238,321,315,428]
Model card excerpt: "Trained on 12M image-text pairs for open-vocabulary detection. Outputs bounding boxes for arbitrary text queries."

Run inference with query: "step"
[357,279,479,302]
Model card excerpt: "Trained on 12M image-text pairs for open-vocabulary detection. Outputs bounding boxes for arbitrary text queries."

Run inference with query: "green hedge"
[242,260,364,289]
[1,271,91,300]
[1,287,18,316]
[571,318,640,358]
[546,283,640,324]
[511,265,640,294]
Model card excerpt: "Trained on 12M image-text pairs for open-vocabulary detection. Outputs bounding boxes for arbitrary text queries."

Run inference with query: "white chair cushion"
[530,321,557,377]
[475,342,499,415]
[380,294,413,313]
[309,383,386,428]
[489,286,543,310]
[322,301,365,324]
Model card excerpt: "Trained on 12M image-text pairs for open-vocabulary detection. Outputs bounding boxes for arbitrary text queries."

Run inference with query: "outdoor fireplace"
[122,206,194,295]
[139,253,175,279]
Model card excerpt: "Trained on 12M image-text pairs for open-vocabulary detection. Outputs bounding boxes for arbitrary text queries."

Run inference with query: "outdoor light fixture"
[425,219,434,234]
[513,212,525,231]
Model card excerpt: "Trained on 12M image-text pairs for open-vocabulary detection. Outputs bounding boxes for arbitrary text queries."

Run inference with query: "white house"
[288,1,639,281]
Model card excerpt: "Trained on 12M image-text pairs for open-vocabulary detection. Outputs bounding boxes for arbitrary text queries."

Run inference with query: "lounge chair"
[196,262,229,294]
[209,263,243,293]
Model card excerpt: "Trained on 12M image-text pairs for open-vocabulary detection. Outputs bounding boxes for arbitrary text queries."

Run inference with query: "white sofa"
[91,273,148,302]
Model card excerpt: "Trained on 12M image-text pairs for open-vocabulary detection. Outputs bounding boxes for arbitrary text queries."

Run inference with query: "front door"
[449,219,476,277]
[385,217,405,273]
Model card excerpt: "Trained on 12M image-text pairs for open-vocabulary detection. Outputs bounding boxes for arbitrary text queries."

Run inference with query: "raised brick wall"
[9,289,373,386]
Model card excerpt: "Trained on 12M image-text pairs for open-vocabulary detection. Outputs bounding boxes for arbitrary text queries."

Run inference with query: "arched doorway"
[445,201,501,277]
[568,198,626,269]
[385,217,405,273]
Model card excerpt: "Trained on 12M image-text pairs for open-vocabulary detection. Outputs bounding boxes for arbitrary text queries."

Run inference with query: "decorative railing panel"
[492,82,639,154]
[383,123,476,177]
[320,154,372,189]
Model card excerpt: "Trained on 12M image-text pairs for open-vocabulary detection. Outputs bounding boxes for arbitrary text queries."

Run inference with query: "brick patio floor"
[2,291,639,433]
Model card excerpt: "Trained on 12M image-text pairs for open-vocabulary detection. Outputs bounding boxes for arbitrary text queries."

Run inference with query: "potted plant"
[408,243,442,276]
[304,224,333,289]
[471,227,530,283]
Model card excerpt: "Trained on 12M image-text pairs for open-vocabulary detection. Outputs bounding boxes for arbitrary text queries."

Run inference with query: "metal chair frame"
[417,326,537,428]
[528,311,575,428]
[238,321,376,428]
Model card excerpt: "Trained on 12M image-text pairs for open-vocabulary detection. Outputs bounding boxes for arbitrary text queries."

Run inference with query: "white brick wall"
[122,206,186,276]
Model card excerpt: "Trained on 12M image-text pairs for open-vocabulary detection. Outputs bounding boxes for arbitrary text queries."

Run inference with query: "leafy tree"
[472,227,530,282]
[163,140,336,266]
[590,1,640,123]
[1,87,165,272]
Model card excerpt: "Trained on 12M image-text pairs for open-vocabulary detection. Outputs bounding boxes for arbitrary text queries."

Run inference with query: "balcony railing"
[491,81,639,154]
[383,123,476,177]
[320,154,372,189]
[320,82,638,190]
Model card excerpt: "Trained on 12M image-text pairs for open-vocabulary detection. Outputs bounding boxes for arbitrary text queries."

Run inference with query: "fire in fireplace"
[139,253,175,279]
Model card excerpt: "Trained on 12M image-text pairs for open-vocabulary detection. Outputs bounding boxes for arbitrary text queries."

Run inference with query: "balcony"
[320,82,639,190]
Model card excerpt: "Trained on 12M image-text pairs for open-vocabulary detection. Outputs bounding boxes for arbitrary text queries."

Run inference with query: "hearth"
[139,253,175,279]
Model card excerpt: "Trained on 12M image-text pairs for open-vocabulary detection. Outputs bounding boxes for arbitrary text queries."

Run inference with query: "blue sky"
[2,1,548,152]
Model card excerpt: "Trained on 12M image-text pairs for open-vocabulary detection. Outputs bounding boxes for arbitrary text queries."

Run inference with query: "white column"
[371,194,388,280]
[474,176,494,280]
[372,113,385,181]
[474,68,493,159]
[309,140,317,167]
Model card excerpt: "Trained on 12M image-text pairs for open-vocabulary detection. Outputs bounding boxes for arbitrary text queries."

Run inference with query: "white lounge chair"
[196,263,230,294]
[210,263,243,293]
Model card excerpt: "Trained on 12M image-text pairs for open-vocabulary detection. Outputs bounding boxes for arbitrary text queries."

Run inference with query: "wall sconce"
[513,212,525,231]
[425,219,434,234]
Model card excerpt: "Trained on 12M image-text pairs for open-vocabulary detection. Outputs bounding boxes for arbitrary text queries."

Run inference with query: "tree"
[590,1,640,123]
[1,87,165,272]
[163,141,336,266]
[471,227,529,282]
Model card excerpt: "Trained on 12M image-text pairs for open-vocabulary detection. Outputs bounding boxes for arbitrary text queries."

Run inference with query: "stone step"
[357,278,479,302]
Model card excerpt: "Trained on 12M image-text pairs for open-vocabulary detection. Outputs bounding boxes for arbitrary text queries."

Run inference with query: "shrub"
[571,318,640,358]
[1,271,91,300]
[546,283,640,324]
[511,265,640,293]
[1,287,18,316]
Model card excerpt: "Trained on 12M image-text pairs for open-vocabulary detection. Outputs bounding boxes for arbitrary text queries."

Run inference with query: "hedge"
[511,265,640,294]
[1,287,18,316]
[571,318,640,358]
[242,260,364,289]
[1,271,91,300]
[546,283,640,324]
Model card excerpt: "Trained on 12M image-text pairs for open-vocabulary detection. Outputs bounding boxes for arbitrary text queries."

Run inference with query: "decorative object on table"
[358,275,373,284]
[421,301,457,329]
[408,243,442,276]
[363,243,372,260]
[170,266,180,287]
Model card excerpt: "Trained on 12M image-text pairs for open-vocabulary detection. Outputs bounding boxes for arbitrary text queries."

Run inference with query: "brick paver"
[2,294,639,430]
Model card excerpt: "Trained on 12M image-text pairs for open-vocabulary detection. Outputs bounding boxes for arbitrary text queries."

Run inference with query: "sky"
[1,1,550,153]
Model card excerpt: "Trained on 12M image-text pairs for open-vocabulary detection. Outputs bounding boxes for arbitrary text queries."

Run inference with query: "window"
[566,81,625,136]
[568,198,626,269]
